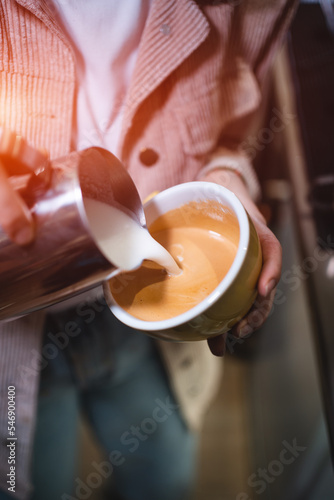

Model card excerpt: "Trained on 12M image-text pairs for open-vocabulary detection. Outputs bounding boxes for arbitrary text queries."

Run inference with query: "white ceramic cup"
[104,181,262,342]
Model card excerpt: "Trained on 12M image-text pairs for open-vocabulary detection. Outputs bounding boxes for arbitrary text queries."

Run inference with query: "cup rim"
[104,181,250,331]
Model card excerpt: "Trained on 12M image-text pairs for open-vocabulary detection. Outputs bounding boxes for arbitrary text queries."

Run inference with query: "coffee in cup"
[109,199,239,321]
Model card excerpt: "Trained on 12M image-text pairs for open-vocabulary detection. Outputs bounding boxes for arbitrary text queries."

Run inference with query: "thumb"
[0,161,35,245]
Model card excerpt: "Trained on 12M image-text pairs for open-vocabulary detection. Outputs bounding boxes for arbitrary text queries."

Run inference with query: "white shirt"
[49,0,151,156]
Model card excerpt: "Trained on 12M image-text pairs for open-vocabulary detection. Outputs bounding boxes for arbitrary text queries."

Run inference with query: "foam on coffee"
[108,200,240,321]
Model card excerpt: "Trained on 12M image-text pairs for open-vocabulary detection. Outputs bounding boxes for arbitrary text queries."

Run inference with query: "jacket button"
[160,24,171,36]
[139,147,159,166]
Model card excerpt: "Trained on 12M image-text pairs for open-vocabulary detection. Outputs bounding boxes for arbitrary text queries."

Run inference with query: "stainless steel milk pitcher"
[0,131,146,321]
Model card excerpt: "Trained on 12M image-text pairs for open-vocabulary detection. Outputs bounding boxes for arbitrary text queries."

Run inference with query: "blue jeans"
[1,301,197,500]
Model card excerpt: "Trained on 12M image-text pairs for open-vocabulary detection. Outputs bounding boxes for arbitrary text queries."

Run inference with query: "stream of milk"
[83,198,181,275]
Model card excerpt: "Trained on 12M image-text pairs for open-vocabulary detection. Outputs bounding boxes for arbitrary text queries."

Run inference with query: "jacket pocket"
[173,59,261,156]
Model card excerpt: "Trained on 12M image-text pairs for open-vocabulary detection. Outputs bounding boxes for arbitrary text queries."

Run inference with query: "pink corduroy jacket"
[0,0,298,497]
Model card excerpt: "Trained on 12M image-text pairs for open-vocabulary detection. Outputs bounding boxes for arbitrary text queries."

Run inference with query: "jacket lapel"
[13,0,74,47]
[119,0,210,152]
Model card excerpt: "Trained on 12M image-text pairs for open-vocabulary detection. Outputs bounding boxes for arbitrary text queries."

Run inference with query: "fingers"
[207,286,277,357]
[0,160,35,245]
[232,286,277,338]
[207,332,228,357]
[255,221,282,297]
